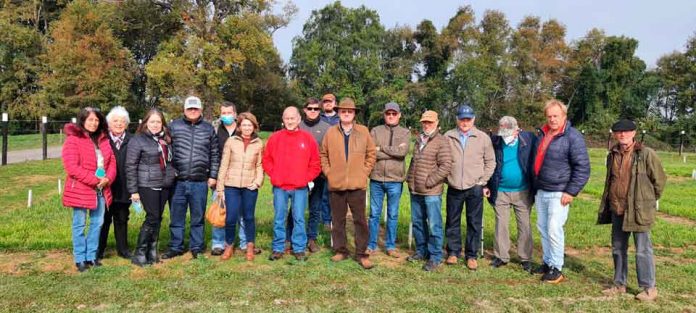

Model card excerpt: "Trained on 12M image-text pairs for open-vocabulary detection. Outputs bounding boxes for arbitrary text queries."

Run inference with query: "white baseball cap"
[184,96,202,110]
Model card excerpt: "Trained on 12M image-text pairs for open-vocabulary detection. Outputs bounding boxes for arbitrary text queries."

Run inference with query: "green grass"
[3,133,64,151]
[0,149,695,312]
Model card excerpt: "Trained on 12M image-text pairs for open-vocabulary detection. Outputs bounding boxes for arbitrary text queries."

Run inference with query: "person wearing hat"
[162,95,220,260]
[367,102,410,258]
[320,97,377,269]
[598,119,665,301]
[320,93,340,126]
[406,110,452,271]
[532,99,590,283]
[443,104,495,271]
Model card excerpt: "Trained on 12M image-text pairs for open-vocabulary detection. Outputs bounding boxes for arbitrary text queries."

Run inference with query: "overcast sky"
[272,0,696,68]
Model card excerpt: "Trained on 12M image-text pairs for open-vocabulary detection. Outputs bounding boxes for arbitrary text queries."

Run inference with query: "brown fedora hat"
[335,97,361,111]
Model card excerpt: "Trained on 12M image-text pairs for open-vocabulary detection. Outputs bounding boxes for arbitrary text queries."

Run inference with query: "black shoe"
[268,252,283,261]
[490,257,508,268]
[406,254,426,262]
[541,267,565,284]
[161,250,184,260]
[75,262,88,272]
[422,260,442,272]
[293,252,307,261]
[211,248,224,256]
[535,262,550,274]
[86,259,102,268]
[117,251,132,259]
[191,250,202,259]
[521,261,533,273]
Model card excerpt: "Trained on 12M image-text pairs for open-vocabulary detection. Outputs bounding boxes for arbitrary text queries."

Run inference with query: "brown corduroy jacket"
[407,132,453,196]
[321,123,376,191]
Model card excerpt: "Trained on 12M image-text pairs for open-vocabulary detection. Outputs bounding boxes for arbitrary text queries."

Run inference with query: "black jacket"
[109,132,132,204]
[487,131,536,206]
[125,133,176,193]
[533,122,590,196]
[169,117,220,181]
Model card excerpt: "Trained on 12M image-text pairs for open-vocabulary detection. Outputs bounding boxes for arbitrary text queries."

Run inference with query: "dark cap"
[383,102,400,113]
[456,105,475,119]
[611,119,637,132]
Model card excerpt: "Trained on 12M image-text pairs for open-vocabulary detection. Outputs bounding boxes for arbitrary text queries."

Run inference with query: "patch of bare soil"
[657,212,696,227]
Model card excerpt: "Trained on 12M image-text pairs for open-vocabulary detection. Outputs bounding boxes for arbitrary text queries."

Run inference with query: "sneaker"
[268,252,284,261]
[535,262,550,274]
[385,249,401,258]
[422,260,442,272]
[358,257,374,269]
[490,257,507,268]
[466,258,478,271]
[521,261,533,273]
[635,287,658,301]
[601,285,627,296]
[161,250,184,260]
[445,255,458,265]
[211,248,224,256]
[406,254,426,263]
[308,240,320,253]
[293,252,307,261]
[331,253,349,262]
[541,267,565,284]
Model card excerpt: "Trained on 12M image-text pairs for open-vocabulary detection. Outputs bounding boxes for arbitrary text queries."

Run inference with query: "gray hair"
[499,116,518,130]
[106,106,130,124]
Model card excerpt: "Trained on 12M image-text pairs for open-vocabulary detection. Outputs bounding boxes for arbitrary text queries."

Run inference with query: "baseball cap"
[383,102,401,113]
[420,110,438,123]
[184,96,202,110]
[456,105,475,119]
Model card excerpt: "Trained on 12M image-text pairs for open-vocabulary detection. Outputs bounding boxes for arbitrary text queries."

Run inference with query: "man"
[367,102,410,258]
[320,97,376,269]
[210,101,261,256]
[443,104,495,271]
[320,93,340,126]
[598,119,666,301]
[487,116,536,272]
[98,106,132,260]
[406,110,452,271]
[163,96,220,259]
[533,99,590,283]
[263,106,321,261]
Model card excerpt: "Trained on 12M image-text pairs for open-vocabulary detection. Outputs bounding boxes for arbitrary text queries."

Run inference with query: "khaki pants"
[493,190,533,262]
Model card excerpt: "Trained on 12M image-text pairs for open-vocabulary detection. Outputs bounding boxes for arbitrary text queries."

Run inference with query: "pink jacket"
[62,123,117,209]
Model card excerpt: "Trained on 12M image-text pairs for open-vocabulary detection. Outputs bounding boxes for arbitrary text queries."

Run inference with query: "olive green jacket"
[597,143,666,232]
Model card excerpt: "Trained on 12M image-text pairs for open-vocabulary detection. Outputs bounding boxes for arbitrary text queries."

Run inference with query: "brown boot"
[221,245,234,260]
[466,258,478,271]
[601,285,626,296]
[246,243,255,261]
[358,257,374,270]
[331,253,349,262]
[308,239,320,253]
[445,255,458,265]
[635,287,658,301]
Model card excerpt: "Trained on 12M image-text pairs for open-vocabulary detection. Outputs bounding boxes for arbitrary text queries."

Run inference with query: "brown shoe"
[246,243,255,261]
[445,255,458,265]
[386,249,400,258]
[601,285,627,296]
[221,245,234,260]
[308,239,320,253]
[635,287,658,301]
[358,257,374,270]
[466,258,478,271]
[331,253,349,262]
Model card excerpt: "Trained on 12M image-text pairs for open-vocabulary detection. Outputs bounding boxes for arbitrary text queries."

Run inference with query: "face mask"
[503,135,516,145]
[220,115,235,126]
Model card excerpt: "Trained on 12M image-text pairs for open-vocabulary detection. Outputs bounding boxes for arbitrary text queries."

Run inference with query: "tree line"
[1,1,694,148]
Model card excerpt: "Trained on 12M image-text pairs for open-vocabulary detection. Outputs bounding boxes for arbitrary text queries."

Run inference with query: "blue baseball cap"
[456,105,475,119]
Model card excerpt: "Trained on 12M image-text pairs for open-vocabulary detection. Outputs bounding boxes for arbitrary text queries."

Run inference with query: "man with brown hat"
[320,93,340,126]
[598,119,666,301]
[320,97,376,269]
[406,110,453,271]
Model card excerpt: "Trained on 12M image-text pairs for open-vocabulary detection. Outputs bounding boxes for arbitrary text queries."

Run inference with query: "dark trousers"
[140,187,170,229]
[611,213,656,288]
[330,189,369,259]
[445,185,484,259]
[98,201,130,258]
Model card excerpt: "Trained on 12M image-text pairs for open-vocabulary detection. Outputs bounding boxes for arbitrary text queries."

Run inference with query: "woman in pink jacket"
[62,107,117,272]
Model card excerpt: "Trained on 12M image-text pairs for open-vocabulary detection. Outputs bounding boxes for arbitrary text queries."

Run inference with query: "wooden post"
[41,116,48,160]
[27,189,32,208]
[1,113,7,166]
[58,179,62,194]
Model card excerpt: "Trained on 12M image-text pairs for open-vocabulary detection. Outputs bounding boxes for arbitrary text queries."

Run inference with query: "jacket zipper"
[188,122,195,179]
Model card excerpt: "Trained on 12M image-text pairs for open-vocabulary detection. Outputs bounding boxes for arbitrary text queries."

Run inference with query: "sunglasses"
[305,107,321,111]
[385,112,399,116]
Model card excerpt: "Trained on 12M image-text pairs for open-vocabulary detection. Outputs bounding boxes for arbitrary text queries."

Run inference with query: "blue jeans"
[169,180,208,253]
[410,194,444,263]
[224,187,258,245]
[368,180,403,251]
[210,190,249,249]
[272,187,308,253]
[535,190,569,271]
[72,193,106,263]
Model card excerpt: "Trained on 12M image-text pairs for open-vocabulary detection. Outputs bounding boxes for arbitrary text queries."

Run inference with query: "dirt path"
[657,211,696,227]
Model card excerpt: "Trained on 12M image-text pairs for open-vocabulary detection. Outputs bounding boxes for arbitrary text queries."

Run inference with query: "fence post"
[679,130,685,156]
[2,113,7,166]
[41,116,48,160]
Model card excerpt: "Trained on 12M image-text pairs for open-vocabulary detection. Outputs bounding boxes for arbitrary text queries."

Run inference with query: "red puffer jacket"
[62,123,117,209]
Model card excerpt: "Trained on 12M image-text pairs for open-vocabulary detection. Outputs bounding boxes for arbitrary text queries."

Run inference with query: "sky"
[271,0,696,68]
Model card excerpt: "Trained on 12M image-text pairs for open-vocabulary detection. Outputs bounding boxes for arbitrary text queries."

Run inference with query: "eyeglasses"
[385,112,398,116]
[305,107,321,111]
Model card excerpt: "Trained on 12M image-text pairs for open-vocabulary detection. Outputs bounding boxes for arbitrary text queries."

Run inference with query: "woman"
[98,106,132,260]
[62,107,117,272]
[126,108,176,266]
[217,112,264,261]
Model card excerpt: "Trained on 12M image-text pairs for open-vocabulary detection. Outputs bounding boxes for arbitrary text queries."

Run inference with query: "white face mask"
[503,135,516,145]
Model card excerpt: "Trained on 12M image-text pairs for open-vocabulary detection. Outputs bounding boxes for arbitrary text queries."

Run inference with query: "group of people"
[62,95,666,301]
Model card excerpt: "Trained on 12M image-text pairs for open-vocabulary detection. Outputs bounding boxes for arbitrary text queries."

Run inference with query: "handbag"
[206,195,226,228]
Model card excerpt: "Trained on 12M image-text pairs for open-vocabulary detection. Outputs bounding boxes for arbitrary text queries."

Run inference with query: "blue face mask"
[220,115,235,126]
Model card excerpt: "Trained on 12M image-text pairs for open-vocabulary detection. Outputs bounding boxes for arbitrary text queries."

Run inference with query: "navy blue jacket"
[533,122,590,196]
[487,131,536,206]
[170,117,220,182]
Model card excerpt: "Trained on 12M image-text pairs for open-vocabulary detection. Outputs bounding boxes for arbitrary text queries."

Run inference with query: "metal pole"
[679,130,685,156]
[2,113,7,166]
[641,130,646,143]
[41,116,48,160]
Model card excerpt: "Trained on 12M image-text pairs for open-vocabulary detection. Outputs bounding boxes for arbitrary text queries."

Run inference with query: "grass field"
[0,148,695,312]
[2,133,64,151]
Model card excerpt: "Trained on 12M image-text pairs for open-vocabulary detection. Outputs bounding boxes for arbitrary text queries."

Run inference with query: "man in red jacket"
[263,106,322,261]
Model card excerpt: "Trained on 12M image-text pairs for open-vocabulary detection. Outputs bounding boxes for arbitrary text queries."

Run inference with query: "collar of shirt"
[110,132,124,142]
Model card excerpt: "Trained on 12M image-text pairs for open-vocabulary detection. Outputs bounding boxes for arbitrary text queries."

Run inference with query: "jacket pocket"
[635,200,656,226]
